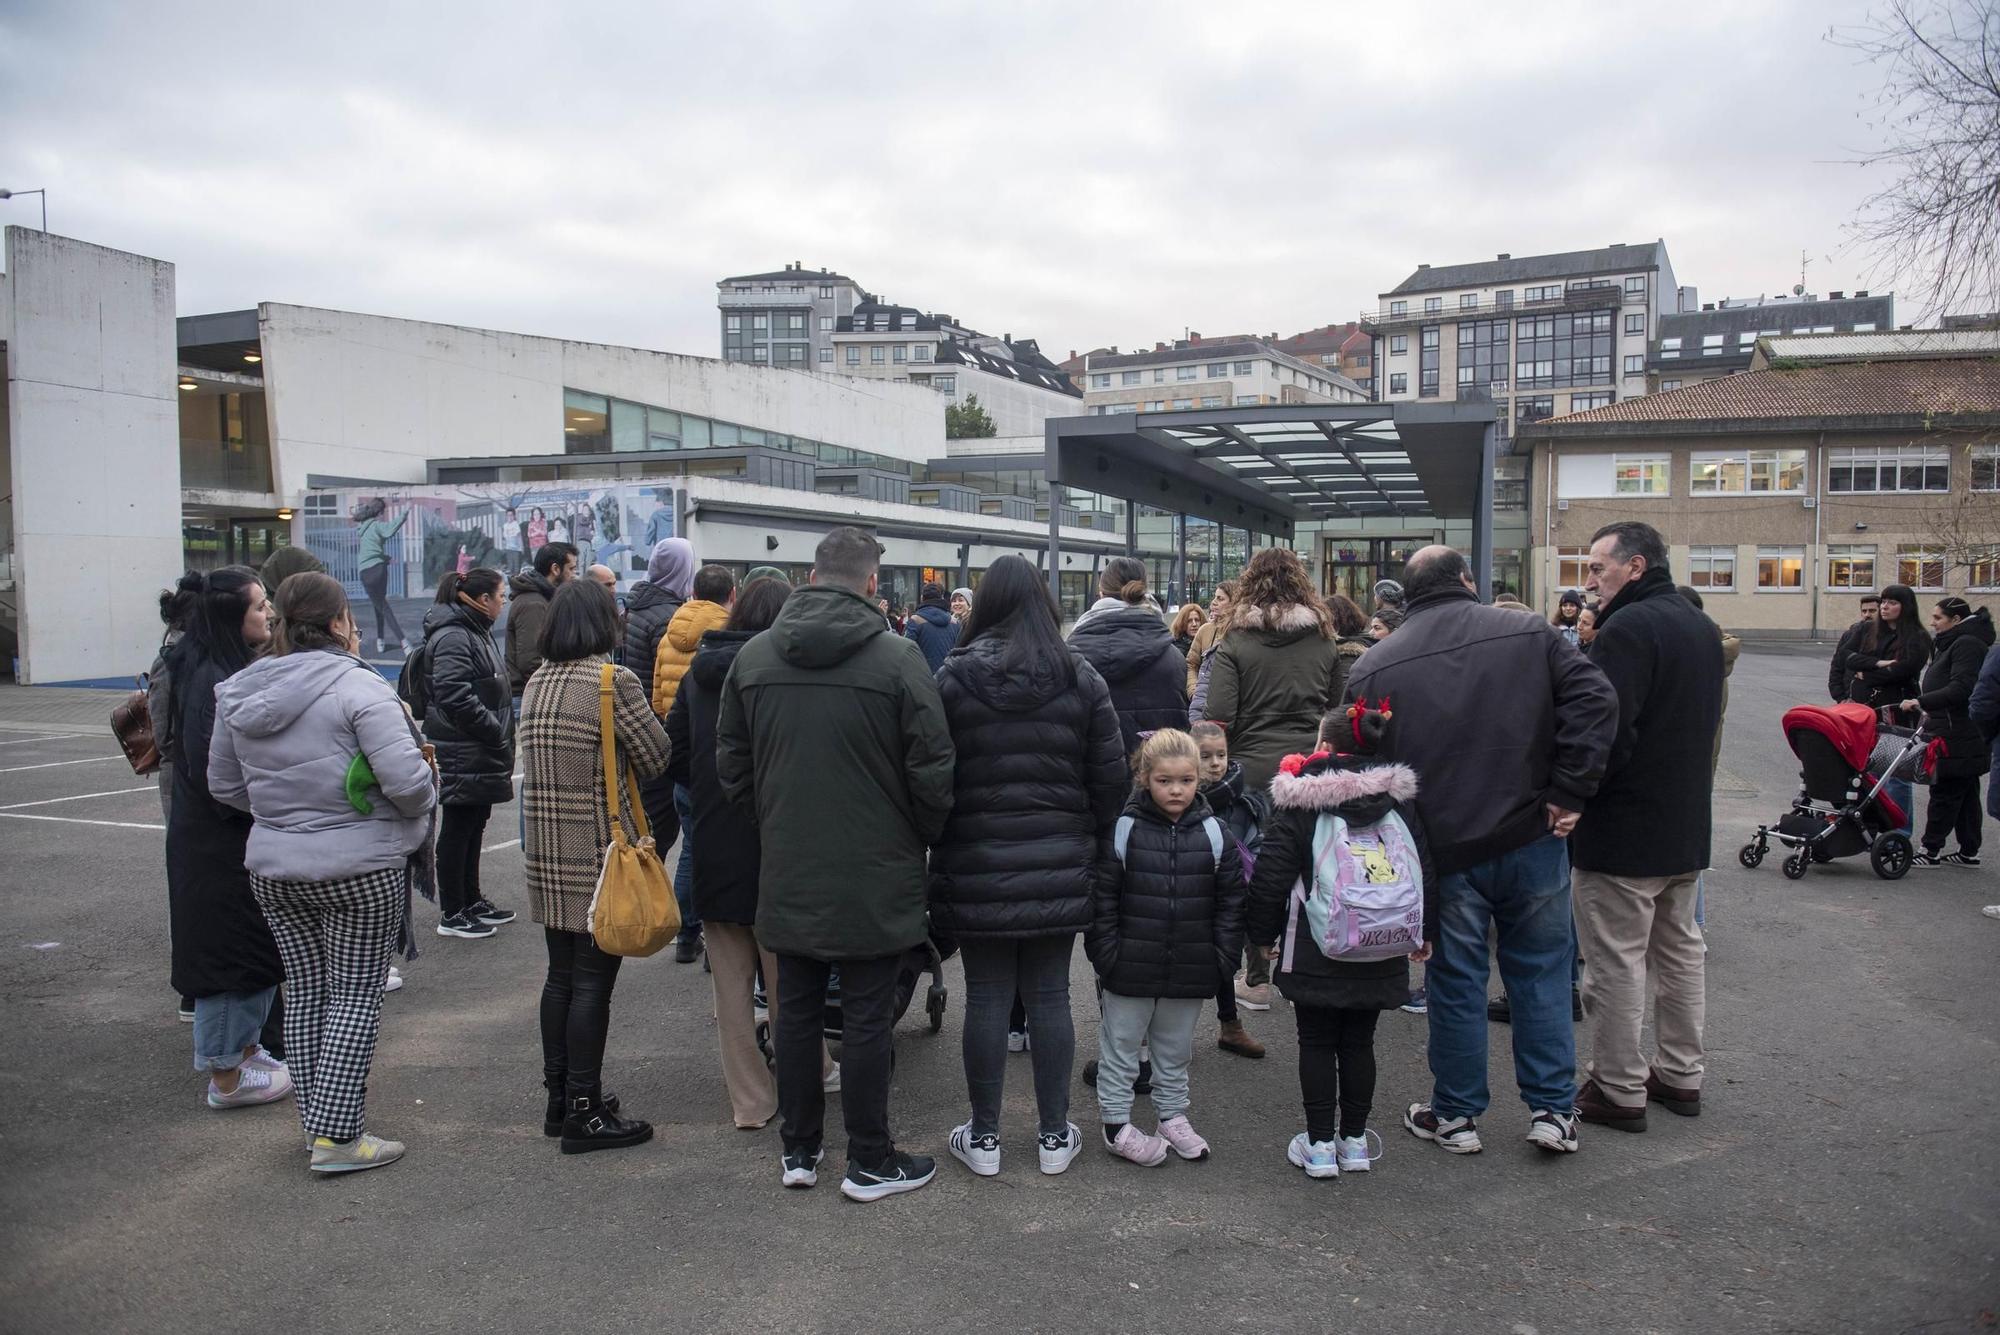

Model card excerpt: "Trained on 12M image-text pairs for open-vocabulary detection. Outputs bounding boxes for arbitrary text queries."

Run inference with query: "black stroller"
[1739,702,1932,881]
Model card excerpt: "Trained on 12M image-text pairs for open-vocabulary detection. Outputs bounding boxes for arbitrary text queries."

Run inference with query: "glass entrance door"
[1323,538,1421,610]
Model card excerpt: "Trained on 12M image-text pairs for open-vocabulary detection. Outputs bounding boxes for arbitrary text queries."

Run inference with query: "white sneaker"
[383,966,404,994]
[948,1121,1001,1177]
[1983,905,2000,920]
[1007,1030,1030,1053]
[1336,1129,1382,1173]
[207,1064,292,1109]
[243,1045,287,1075]
[1286,1132,1340,1179]
[310,1132,404,1173]
[1038,1122,1083,1175]
[823,1062,841,1094]
[1106,1123,1169,1167]
[1527,1108,1580,1154]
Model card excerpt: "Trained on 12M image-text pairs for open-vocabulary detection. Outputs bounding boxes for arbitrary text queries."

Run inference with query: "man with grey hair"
[717,525,955,1202]
[1572,521,1723,1131]
[1346,544,1617,1158]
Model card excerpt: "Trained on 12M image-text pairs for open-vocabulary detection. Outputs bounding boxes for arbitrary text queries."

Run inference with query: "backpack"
[1113,813,1225,867]
[1283,810,1424,967]
[396,636,431,720]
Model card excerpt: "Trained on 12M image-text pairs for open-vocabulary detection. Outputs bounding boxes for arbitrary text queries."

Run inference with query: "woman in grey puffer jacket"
[210,572,437,1176]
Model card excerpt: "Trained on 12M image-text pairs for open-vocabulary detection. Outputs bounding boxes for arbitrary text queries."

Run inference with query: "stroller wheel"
[1739,842,1766,869]
[1782,852,1811,880]
[926,983,946,1034]
[1871,832,1914,881]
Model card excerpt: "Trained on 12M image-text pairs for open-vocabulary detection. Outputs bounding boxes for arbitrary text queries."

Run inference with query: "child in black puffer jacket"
[1191,720,1268,1059]
[1246,703,1436,1181]
[1086,729,1247,1167]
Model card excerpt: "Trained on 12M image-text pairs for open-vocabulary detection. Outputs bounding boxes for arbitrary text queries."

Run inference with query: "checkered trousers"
[251,867,404,1141]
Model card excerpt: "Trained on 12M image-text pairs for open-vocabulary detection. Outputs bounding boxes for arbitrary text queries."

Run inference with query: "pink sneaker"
[1106,1123,1169,1166]
[1158,1114,1211,1161]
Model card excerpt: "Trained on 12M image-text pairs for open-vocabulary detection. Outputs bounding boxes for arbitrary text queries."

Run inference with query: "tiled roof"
[1539,358,2000,429]
[1388,242,1665,295]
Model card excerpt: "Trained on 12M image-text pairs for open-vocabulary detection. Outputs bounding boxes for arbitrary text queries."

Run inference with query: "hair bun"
[1120,579,1147,603]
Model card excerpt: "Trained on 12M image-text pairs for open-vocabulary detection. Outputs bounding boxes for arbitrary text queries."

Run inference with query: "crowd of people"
[150,510,1998,1197]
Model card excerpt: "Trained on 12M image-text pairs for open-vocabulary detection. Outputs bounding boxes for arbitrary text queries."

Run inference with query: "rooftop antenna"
[1795,248,1810,298]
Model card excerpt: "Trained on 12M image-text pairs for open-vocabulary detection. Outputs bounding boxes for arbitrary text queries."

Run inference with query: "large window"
[1389,372,1408,395]
[1899,544,1945,590]
[1970,549,2000,591]
[845,347,860,365]
[1691,449,1807,494]
[1827,545,1876,589]
[1208,363,1228,378]
[1390,335,1408,355]
[1556,546,1590,588]
[1614,453,1668,495]
[1200,395,1223,408]
[1971,444,2000,490]
[1389,300,1408,317]
[1424,297,1443,314]
[870,346,886,364]
[1176,365,1198,381]
[1623,275,1647,295]
[1121,370,1141,385]
[1757,546,1805,590]
[1092,373,1111,388]
[1702,334,1724,356]
[1515,310,1613,388]
[1460,293,1479,309]
[1624,314,1645,335]
[1516,396,1555,429]
[1828,444,1948,493]
[1570,392,1613,414]
[1559,451,1666,498]
[1660,337,1681,359]
[1687,545,1737,590]
[1524,285,1561,302]
[1419,325,1440,397]
[1623,354,1645,374]
[1234,361,1254,375]
[1454,320,1509,389]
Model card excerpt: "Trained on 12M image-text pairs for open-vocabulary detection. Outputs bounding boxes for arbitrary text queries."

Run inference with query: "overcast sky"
[1,0,1916,358]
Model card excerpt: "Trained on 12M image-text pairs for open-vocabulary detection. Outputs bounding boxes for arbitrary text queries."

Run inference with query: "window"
[752,314,767,330]
[1826,544,1876,589]
[1234,395,1259,405]
[814,316,830,332]
[1454,319,1509,389]
[1624,275,1647,295]
[1494,290,1514,310]
[819,284,833,298]
[1702,334,1724,356]
[1154,369,1166,383]
[1525,285,1562,302]
[932,375,956,394]
[1827,445,1948,493]
[1614,452,1668,494]
[1514,310,1613,388]
[1390,335,1409,355]
[1207,363,1228,378]
[1176,365,1198,381]
[1172,398,1193,410]
[1899,544,1945,590]
[1556,546,1591,588]
[818,347,832,364]
[1460,293,1479,309]
[913,344,931,362]
[1757,546,1805,590]
[752,347,768,361]
[1623,354,1645,374]
[1691,449,1807,494]
[1389,373,1408,394]
[1661,379,1682,391]
[1092,373,1111,388]
[1972,444,2000,490]
[1970,549,2000,590]
[845,347,860,365]
[1200,395,1223,408]
[788,345,804,363]
[1121,370,1141,385]
[1559,451,1662,497]
[1419,326,1440,397]
[1424,297,1443,314]
[1854,323,1878,333]
[1233,361,1254,375]
[1624,314,1645,335]
[1389,300,1408,317]
[870,346,885,364]
[1570,392,1614,414]
[892,345,907,363]
[789,315,804,332]
[900,315,917,329]
[1687,546,1737,590]
[1660,337,1681,359]
[1516,396,1555,429]
[1147,400,1166,411]
[726,316,741,333]
[1738,331,1759,348]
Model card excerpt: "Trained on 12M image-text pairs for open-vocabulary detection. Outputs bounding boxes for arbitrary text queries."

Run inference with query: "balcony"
[1360,283,1625,331]
[180,437,273,494]
[719,286,816,309]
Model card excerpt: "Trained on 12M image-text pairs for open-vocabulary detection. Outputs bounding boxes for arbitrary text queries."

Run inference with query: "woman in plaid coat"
[520,580,671,1155]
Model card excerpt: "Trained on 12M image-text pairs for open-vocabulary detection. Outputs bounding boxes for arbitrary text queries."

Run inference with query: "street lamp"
[0,188,47,230]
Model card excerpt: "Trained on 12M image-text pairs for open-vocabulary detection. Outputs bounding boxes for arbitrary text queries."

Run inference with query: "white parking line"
[482,838,521,852]
[0,755,129,774]
[0,733,88,748]
[0,812,164,831]
[0,786,155,810]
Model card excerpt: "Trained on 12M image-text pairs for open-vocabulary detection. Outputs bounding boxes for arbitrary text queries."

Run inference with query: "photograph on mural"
[300,482,676,665]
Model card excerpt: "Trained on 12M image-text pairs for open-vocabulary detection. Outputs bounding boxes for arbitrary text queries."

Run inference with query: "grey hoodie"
[210,649,438,882]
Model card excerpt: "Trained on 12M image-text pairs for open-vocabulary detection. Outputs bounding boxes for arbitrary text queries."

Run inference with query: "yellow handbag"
[585,662,680,957]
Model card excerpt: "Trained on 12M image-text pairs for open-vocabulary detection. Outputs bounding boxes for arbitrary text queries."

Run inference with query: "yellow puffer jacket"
[651,598,732,717]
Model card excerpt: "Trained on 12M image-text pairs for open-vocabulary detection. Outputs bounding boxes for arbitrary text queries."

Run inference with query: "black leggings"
[1294,1004,1381,1142]
[540,928,624,1098]
[358,563,405,644]
[436,803,491,917]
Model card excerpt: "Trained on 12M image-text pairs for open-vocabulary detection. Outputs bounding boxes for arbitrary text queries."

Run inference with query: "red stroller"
[1739,702,1934,881]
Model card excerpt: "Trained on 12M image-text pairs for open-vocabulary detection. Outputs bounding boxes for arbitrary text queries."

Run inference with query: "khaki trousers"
[1572,869,1706,1108]
[704,922,830,1129]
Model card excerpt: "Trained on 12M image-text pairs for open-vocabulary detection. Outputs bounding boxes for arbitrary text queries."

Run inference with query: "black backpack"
[397,635,432,720]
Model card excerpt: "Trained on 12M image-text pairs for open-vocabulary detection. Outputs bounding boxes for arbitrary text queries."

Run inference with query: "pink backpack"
[1281,811,1425,968]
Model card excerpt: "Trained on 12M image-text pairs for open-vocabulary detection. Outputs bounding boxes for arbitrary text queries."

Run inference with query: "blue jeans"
[192,984,279,1072]
[672,784,700,940]
[1427,835,1578,1119]
[1885,775,1915,836]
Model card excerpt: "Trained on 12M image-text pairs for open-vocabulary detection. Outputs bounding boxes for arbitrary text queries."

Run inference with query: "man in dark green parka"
[716,525,954,1202]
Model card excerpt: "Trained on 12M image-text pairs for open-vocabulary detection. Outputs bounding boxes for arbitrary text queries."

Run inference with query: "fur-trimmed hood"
[1229,601,1329,647]
[1269,753,1419,822]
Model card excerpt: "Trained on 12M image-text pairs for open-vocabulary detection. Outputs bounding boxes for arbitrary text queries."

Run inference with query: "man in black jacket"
[1827,594,1880,703]
[1347,545,1617,1157]
[1572,521,1724,1132]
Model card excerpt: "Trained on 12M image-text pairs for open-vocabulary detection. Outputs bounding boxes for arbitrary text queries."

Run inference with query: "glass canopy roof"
[1145,411,1438,518]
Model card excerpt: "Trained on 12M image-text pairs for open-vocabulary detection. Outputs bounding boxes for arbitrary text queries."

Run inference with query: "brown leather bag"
[111,680,161,776]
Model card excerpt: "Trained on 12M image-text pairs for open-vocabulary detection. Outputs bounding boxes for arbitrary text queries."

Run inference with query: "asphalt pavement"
[0,651,1995,1335]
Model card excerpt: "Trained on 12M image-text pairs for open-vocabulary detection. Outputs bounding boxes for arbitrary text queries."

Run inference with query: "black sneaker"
[177,996,196,1023]
[674,933,702,964]
[1403,1102,1482,1154]
[1080,1059,1151,1093]
[1487,995,1511,1024]
[468,898,516,925]
[781,1146,824,1189]
[840,1150,937,1202]
[1913,850,1944,867]
[436,912,497,939]
[1941,851,1982,867]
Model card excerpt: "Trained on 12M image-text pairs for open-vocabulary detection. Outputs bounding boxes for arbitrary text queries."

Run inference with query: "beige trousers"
[1572,869,1706,1108]
[704,922,830,1129]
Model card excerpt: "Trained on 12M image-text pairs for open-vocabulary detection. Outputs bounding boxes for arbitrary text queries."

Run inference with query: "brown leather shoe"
[1644,1069,1701,1117]
[1575,1078,1647,1132]
[1217,1019,1266,1059]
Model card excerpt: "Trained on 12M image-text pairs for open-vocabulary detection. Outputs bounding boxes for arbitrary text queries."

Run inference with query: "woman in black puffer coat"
[420,568,517,936]
[1901,599,1996,865]
[1067,557,1187,758]
[929,556,1128,1168]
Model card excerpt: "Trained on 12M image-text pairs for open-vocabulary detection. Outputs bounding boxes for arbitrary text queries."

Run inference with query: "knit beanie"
[746,565,786,585]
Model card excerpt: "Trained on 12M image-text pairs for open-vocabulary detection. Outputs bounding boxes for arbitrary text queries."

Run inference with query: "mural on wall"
[300,482,677,664]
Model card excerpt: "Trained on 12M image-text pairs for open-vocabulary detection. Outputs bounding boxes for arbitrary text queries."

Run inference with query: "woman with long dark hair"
[210,572,437,1172]
[931,555,1128,1177]
[1901,597,1996,866]
[166,567,291,1111]
[1067,556,1186,756]
[420,567,518,940]
[519,580,670,1154]
[1845,584,1930,709]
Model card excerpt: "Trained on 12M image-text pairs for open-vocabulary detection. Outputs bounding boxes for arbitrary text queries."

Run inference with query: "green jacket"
[357,512,408,570]
[1206,601,1347,790]
[716,584,955,961]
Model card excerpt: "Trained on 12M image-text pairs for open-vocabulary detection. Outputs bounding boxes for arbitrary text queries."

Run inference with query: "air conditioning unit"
[1803,496,1818,509]
[1556,498,1571,511]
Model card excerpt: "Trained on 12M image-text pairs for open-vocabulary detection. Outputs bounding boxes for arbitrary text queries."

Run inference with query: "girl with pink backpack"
[1245,701,1437,1181]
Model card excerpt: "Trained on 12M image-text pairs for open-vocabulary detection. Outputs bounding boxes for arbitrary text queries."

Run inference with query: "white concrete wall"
[3,229,183,683]
[256,304,948,496]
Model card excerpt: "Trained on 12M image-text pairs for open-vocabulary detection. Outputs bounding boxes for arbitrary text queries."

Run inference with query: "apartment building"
[1519,329,2000,635]
[716,263,867,369]
[1649,291,1894,392]
[1077,336,1368,415]
[828,298,1081,436]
